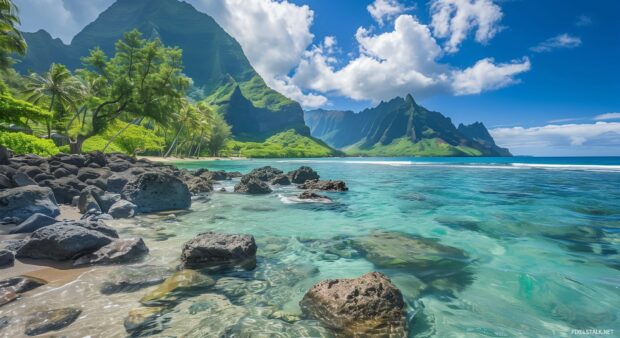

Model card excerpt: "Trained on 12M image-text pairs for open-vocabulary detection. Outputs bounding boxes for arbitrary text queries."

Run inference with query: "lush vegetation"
[346,137,483,157]
[228,129,338,158]
[0,131,59,156]
[0,10,233,158]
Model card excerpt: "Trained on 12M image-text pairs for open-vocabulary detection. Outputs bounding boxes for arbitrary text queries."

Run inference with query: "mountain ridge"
[305,95,511,157]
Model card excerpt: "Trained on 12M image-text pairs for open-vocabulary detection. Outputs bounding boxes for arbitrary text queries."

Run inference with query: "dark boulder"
[0,146,11,165]
[100,265,170,295]
[0,186,60,223]
[107,170,142,193]
[300,272,406,336]
[24,308,81,336]
[0,250,14,267]
[122,172,191,213]
[298,191,332,203]
[74,238,149,266]
[76,167,111,182]
[298,179,348,192]
[18,166,45,179]
[49,162,79,175]
[270,174,291,185]
[0,276,46,306]
[0,174,12,189]
[186,176,214,194]
[85,151,107,167]
[85,177,108,190]
[108,200,137,219]
[12,172,37,187]
[181,232,257,269]
[43,177,87,204]
[52,168,71,179]
[108,160,132,172]
[200,170,229,181]
[16,224,113,261]
[248,166,283,181]
[288,166,320,184]
[55,154,86,167]
[10,213,57,234]
[33,172,54,183]
[234,175,272,194]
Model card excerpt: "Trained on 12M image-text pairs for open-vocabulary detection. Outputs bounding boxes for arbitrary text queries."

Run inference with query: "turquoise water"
[173,157,620,337]
[4,157,617,337]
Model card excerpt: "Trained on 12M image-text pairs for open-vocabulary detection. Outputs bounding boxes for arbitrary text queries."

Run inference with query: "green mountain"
[305,94,511,157]
[17,0,309,140]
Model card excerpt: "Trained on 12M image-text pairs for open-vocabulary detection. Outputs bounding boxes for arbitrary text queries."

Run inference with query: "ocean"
[2,157,618,337]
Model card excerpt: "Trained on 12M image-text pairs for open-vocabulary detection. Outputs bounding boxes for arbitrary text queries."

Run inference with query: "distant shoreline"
[137,156,247,163]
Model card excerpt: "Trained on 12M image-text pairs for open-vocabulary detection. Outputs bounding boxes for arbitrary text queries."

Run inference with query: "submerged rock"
[122,172,191,213]
[24,307,81,336]
[16,224,113,261]
[288,166,320,184]
[234,175,272,194]
[100,265,170,295]
[140,270,215,306]
[300,272,406,336]
[181,232,257,270]
[124,306,167,335]
[352,232,472,291]
[0,186,60,223]
[0,276,46,306]
[185,176,214,194]
[10,213,57,234]
[298,191,332,203]
[298,179,348,192]
[73,238,149,266]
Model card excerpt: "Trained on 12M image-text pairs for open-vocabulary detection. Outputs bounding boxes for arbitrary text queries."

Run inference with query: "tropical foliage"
[0,0,26,70]
[0,131,59,156]
[228,130,338,158]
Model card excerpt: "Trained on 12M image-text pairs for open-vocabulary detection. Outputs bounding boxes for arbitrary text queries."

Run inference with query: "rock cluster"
[180,232,257,269]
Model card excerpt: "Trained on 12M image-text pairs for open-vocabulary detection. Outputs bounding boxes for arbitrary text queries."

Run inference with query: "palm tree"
[0,0,26,70]
[23,64,81,138]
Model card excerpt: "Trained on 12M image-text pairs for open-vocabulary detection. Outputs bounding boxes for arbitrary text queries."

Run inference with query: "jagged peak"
[405,93,417,106]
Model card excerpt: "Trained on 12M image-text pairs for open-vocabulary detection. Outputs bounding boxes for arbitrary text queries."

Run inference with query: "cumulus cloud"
[430,0,503,53]
[292,15,529,102]
[595,112,620,121]
[367,0,414,26]
[452,57,531,95]
[189,0,327,107]
[490,122,620,156]
[530,33,582,53]
[14,0,114,43]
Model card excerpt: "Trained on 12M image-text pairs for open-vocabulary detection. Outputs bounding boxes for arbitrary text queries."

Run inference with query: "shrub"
[82,135,123,153]
[0,131,59,156]
[0,94,51,124]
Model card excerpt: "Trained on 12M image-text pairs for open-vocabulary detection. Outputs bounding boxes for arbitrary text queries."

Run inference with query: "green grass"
[345,137,483,157]
[238,75,296,111]
[227,129,338,158]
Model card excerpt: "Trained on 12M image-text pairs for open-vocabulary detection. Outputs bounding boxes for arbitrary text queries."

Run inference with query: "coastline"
[137,156,247,163]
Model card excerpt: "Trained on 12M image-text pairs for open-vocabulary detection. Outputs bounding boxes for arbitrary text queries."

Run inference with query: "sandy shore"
[137,156,246,163]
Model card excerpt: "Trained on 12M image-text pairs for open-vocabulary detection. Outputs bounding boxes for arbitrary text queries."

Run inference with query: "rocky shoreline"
[0,148,414,336]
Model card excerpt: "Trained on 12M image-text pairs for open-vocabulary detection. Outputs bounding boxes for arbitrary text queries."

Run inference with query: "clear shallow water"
[2,157,619,337]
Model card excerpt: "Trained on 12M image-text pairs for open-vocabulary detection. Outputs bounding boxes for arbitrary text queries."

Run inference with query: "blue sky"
[13,0,620,155]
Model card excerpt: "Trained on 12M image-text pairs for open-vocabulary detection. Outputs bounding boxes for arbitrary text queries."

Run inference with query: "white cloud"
[292,15,529,102]
[490,122,620,156]
[367,0,414,26]
[595,112,620,121]
[14,0,114,43]
[430,0,503,53]
[530,33,582,53]
[452,57,531,95]
[189,0,327,108]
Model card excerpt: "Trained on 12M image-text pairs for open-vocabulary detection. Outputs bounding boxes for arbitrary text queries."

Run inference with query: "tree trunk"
[47,95,56,139]
[194,130,205,158]
[69,135,86,154]
[164,125,183,158]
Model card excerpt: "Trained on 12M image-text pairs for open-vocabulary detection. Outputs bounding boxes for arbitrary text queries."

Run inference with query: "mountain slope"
[17,0,309,140]
[305,94,511,157]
